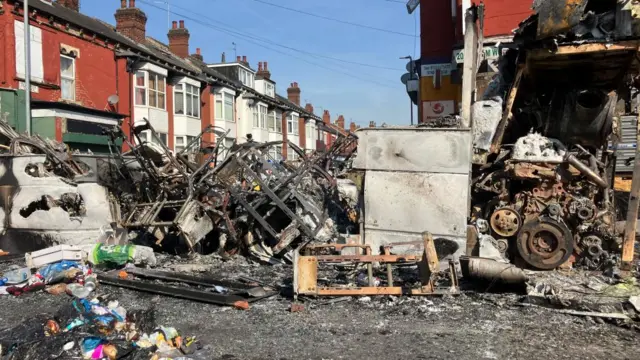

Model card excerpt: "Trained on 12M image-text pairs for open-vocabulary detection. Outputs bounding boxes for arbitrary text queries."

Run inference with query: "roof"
[21,0,199,78]
[276,94,321,121]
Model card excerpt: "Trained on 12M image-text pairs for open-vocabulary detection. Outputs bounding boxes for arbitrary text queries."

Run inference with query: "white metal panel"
[15,21,24,78]
[364,171,468,237]
[138,62,168,76]
[353,128,472,174]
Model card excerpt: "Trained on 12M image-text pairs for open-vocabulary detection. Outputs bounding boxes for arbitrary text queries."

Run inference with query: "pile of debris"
[468,0,640,273]
[0,114,359,265]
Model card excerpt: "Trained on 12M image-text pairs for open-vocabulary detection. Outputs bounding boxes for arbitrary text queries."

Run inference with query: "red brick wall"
[482,0,532,37]
[1,6,120,112]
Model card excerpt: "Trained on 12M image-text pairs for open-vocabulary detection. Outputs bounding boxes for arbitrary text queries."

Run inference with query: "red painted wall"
[420,0,456,63]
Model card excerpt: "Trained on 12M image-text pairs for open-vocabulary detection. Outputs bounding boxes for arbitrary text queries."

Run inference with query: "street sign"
[406,0,420,14]
[406,79,419,92]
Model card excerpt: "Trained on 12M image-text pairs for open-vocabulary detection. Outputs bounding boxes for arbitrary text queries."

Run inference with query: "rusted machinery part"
[490,207,522,238]
[460,256,527,285]
[496,239,509,254]
[516,217,574,270]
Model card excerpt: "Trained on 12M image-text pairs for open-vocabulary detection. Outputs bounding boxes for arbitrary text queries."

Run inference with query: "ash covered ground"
[1,255,639,360]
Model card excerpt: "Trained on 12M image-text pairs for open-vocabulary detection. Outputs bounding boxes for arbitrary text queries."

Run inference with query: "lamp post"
[400,55,418,125]
[24,0,31,135]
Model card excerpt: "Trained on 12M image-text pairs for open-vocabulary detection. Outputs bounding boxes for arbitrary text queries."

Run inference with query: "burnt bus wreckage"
[0,115,358,263]
[467,0,640,271]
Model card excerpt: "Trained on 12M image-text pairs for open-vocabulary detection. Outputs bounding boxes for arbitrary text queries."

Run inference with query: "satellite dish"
[107,94,120,105]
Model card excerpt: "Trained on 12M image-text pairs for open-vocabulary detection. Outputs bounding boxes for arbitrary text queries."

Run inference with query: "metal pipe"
[565,154,608,188]
[24,0,31,135]
[622,111,640,270]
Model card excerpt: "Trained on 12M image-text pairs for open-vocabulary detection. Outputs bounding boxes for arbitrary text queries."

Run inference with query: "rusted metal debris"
[471,0,640,272]
[293,232,459,297]
[0,112,359,264]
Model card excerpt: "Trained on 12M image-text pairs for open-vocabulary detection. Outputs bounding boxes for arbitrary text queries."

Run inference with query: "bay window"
[175,83,200,118]
[215,92,235,122]
[287,114,299,135]
[135,71,166,109]
[60,55,75,101]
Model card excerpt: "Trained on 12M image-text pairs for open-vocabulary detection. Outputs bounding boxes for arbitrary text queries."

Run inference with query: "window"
[135,71,146,106]
[268,111,277,132]
[60,55,75,101]
[259,105,268,129]
[148,72,166,109]
[15,21,44,82]
[175,136,185,153]
[238,68,254,87]
[265,83,274,97]
[216,92,235,122]
[175,83,200,117]
[276,146,282,161]
[149,132,167,146]
[186,136,199,151]
[224,93,234,121]
[276,112,283,133]
[136,131,149,144]
[287,114,299,135]
[252,106,259,128]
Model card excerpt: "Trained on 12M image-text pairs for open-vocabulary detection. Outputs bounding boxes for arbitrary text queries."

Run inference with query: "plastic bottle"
[2,267,30,284]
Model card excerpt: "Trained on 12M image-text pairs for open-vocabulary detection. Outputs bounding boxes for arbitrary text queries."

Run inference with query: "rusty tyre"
[516,217,573,270]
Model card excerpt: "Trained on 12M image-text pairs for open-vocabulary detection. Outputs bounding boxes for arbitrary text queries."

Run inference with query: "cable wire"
[241,0,416,37]
[139,0,400,89]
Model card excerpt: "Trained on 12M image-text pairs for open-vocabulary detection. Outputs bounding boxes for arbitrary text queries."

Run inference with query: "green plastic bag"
[87,244,134,266]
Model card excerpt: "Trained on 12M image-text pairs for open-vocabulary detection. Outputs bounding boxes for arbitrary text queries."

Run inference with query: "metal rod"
[24,0,31,136]
[565,154,609,188]
[622,113,640,270]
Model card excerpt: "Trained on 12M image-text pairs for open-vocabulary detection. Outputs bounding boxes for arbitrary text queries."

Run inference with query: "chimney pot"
[242,55,247,63]
[172,20,177,29]
[236,56,241,62]
[179,20,185,28]
[116,0,148,43]
[120,0,126,8]
[222,52,226,63]
[264,61,268,70]
[196,48,201,55]
[258,62,263,71]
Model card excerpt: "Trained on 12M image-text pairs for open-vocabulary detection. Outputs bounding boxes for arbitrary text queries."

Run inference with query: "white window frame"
[134,70,166,109]
[252,106,259,128]
[148,72,166,110]
[135,71,147,106]
[175,135,186,153]
[60,54,75,101]
[287,114,299,135]
[265,83,275,97]
[215,91,235,122]
[175,83,200,118]
[259,104,268,129]
[268,110,277,132]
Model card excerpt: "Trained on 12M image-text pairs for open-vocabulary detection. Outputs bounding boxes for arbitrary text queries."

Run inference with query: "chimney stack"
[336,115,345,130]
[369,121,376,128]
[56,0,80,11]
[305,103,314,114]
[287,82,301,106]
[323,110,331,124]
[257,60,272,80]
[191,47,203,62]
[349,122,357,132]
[168,19,190,58]
[115,0,148,44]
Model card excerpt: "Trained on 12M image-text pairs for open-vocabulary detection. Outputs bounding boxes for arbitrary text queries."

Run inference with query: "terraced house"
[0,0,354,158]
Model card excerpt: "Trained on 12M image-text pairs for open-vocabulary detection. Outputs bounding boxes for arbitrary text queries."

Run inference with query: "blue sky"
[81,0,418,126]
